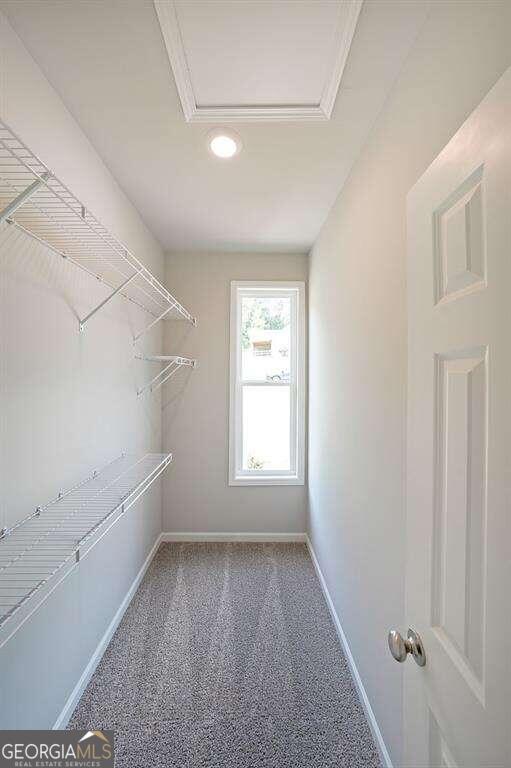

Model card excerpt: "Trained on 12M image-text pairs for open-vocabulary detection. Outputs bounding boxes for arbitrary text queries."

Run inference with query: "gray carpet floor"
[69,543,380,767]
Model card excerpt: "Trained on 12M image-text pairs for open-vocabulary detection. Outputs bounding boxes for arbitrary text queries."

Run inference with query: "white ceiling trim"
[154,0,363,123]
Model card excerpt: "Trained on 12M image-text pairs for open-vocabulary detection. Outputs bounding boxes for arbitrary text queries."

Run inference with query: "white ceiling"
[0,0,430,254]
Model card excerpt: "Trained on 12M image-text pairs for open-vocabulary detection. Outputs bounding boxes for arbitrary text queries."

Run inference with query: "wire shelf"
[0,119,196,329]
[0,452,172,635]
[135,354,197,395]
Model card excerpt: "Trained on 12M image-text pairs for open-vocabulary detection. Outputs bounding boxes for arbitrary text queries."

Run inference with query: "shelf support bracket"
[79,269,142,332]
[137,360,178,396]
[0,172,51,225]
[155,363,185,391]
[136,356,196,397]
[133,304,174,343]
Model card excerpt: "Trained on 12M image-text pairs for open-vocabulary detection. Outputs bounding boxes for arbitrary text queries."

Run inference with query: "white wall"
[162,251,307,534]
[307,1,511,765]
[0,12,166,727]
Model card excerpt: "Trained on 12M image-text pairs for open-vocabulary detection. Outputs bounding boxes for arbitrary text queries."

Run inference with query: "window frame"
[229,280,305,486]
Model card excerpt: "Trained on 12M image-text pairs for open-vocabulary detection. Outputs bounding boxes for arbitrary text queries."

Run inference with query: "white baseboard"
[161,531,307,543]
[53,532,164,729]
[305,535,393,768]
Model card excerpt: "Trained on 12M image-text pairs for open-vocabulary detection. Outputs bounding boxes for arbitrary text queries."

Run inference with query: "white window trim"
[229,280,305,486]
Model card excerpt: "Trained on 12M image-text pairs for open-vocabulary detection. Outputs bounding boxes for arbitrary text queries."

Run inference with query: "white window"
[229,281,305,485]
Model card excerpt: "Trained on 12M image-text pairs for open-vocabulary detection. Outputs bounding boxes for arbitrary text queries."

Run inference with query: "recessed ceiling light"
[208,129,242,159]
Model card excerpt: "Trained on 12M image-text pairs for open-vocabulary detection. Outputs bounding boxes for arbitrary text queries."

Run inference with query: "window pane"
[241,296,291,382]
[242,385,291,471]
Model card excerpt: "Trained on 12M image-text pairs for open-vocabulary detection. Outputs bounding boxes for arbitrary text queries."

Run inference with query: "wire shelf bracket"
[0,171,51,224]
[132,299,197,344]
[78,267,143,332]
[0,118,197,332]
[136,354,197,396]
[0,452,172,646]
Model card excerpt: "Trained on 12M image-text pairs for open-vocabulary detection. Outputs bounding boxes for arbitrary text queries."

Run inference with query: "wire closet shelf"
[0,453,172,639]
[0,119,196,332]
[135,354,197,395]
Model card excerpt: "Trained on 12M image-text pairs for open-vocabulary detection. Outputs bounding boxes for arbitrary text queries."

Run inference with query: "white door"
[402,67,511,767]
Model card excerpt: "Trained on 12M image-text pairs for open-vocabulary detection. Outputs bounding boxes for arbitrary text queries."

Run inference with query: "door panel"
[405,67,511,767]
[433,165,486,304]
[433,348,487,691]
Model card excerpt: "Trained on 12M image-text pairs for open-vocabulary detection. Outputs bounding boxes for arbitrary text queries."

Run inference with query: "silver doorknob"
[388,628,426,667]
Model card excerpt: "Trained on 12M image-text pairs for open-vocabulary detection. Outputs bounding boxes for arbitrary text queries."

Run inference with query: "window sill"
[229,475,304,487]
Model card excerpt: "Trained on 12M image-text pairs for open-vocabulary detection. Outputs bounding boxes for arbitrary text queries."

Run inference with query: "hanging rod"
[0,119,197,331]
[0,452,172,644]
[136,354,197,396]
